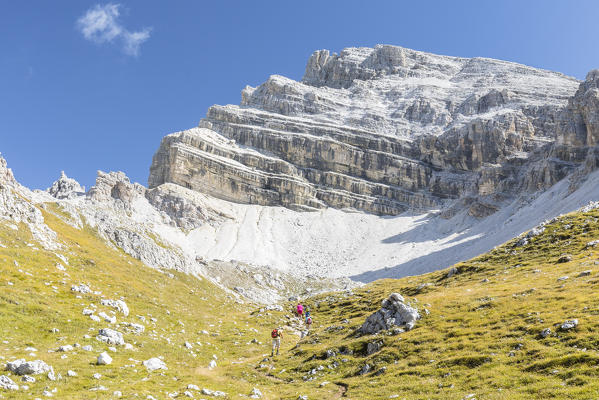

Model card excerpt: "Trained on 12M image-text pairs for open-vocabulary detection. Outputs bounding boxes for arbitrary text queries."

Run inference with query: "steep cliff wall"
[149,44,583,215]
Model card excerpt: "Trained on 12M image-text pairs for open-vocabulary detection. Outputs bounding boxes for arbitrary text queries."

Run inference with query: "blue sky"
[1,1,598,190]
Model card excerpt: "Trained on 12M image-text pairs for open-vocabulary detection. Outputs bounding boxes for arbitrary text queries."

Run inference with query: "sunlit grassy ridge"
[272,208,599,399]
[2,202,599,399]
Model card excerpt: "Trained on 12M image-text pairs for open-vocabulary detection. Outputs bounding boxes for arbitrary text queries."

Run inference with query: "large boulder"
[143,358,167,371]
[5,359,52,375]
[360,293,419,334]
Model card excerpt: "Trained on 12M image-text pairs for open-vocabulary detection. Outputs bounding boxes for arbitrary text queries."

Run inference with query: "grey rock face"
[557,70,599,147]
[149,44,590,216]
[360,293,419,334]
[145,183,228,230]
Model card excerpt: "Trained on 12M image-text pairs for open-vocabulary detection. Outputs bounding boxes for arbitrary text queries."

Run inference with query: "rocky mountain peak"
[149,44,588,216]
[88,171,145,205]
[0,156,17,187]
[47,171,85,200]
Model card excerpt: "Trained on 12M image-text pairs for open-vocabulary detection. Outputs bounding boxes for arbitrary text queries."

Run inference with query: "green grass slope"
[2,202,599,399]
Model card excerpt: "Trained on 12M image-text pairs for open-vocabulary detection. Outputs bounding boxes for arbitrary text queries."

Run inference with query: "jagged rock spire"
[47,171,85,199]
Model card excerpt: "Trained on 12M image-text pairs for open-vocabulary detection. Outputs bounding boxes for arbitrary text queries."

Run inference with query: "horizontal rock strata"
[150,45,594,215]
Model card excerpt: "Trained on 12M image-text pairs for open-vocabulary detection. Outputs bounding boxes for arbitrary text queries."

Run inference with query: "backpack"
[307,317,312,324]
[271,329,279,338]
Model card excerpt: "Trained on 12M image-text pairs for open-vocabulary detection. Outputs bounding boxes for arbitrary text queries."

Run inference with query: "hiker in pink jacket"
[296,303,304,319]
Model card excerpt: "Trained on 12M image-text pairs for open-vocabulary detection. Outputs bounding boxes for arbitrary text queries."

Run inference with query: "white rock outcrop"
[5,359,52,375]
[96,328,125,345]
[0,157,59,250]
[97,352,112,365]
[46,171,85,200]
[360,293,419,334]
[143,358,167,371]
[561,319,579,330]
[101,299,130,316]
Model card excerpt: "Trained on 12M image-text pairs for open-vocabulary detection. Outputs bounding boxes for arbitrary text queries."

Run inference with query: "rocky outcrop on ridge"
[149,44,586,215]
[0,157,60,249]
[46,171,85,199]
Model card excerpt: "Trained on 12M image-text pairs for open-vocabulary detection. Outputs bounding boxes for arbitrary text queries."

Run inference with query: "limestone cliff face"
[149,44,589,215]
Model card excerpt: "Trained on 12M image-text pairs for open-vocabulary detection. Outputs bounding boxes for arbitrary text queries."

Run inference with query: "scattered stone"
[585,240,599,248]
[557,276,569,281]
[113,391,122,397]
[97,352,112,365]
[143,358,167,371]
[358,364,371,375]
[21,376,35,383]
[58,345,73,352]
[561,319,579,330]
[93,373,102,379]
[184,342,193,349]
[208,360,217,369]
[0,375,18,390]
[249,387,263,398]
[540,328,552,338]
[101,299,130,316]
[67,370,77,377]
[201,388,227,397]
[366,341,382,355]
[373,366,387,376]
[446,267,458,278]
[97,328,125,345]
[183,391,194,398]
[71,284,91,294]
[98,311,116,324]
[187,384,200,390]
[82,345,93,352]
[577,270,592,277]
[360,293,419,334]
[557,255,572,263]
[121,322,145,335]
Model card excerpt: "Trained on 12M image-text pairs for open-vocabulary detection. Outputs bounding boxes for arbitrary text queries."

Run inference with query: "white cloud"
[77,3,151,57]
[122,28,151,57]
